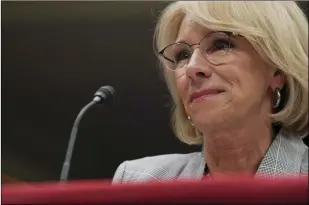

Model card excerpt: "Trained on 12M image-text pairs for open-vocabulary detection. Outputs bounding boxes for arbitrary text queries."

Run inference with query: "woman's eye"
[175,50,191,62]
[205,39,235,54]
[213,39,231,50]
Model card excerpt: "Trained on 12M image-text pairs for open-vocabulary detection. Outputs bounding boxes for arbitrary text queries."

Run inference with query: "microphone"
[60,85,116,181]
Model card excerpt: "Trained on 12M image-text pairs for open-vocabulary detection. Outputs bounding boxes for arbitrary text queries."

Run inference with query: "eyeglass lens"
[161,32,233,70]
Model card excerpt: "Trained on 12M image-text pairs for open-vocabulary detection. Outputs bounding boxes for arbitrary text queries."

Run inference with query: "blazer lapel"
[178,152,205,180]
[256,131,304,178]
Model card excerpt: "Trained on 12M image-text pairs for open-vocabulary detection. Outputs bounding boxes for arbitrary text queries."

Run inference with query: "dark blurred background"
[1,1,308,183]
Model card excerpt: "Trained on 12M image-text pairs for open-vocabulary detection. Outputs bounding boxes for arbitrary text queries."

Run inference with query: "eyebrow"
[175,39,188,44]
[175,30,216,44]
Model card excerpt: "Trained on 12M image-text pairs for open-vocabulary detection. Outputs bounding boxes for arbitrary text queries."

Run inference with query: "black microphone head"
[94,85,116,104]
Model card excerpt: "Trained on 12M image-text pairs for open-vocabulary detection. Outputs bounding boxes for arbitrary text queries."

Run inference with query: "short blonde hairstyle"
[153,1,308,145]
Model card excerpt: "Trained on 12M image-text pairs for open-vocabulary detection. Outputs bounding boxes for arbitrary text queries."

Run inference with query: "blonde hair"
[153,1,308,145]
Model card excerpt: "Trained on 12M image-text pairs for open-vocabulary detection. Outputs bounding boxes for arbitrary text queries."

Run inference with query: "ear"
[270,70,286,91]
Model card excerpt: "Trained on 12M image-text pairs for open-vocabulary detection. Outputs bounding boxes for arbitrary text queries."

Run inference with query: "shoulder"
[300,142,308,176]
[112,152,203,184]
[287,134,308,174]
[281,132,308,176]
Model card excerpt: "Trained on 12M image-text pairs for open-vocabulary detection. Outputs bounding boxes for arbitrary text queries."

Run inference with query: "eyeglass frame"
[158,31,242,71]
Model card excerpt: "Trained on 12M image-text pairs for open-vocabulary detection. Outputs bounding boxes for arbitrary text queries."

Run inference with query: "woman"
[113,1,308,183]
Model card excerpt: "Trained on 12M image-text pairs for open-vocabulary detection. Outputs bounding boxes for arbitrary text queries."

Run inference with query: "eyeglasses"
[158,31,241,71]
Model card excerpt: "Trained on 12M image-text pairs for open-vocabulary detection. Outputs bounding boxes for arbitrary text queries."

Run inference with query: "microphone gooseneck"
[60,85,116,181]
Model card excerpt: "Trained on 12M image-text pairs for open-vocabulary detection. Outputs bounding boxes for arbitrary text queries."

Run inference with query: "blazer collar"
[255,131,304,178]
[191,130,304,179]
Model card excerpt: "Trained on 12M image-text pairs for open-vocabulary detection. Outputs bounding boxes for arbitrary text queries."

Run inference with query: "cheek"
[229,47,272,92]
[217,61,270,105]
[175,74,192,114]
[175,75,188,101]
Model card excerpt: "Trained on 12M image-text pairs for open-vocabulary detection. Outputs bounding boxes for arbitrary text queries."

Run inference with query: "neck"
[201,116,273,178]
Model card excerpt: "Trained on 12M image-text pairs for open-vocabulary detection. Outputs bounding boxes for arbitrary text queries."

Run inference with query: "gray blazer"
[112,131,308,183]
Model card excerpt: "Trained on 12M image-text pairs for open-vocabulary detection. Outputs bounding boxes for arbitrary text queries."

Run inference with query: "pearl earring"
[188,116,194,127]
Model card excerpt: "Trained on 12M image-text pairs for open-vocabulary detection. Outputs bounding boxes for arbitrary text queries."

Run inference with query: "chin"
[185,92,234,125]
[191,108,227,128]
[188,100,232,127]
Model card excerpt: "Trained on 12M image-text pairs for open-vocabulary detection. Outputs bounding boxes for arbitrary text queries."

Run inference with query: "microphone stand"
[60,86,115,182]
[60,98,99,181]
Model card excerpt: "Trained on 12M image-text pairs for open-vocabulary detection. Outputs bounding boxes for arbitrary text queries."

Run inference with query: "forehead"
[176,16,211,43]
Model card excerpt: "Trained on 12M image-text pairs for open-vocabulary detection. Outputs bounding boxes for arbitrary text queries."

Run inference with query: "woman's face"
[175,17,284,129]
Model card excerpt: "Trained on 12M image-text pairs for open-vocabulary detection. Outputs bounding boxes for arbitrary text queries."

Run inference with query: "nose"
[185,49,212,81]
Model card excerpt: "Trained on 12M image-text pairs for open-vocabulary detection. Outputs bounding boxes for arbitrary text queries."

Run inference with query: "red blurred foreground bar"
[2,176,308,204]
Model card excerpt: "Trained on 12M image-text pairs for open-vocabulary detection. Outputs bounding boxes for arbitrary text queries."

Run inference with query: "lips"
[190,89,224,102]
